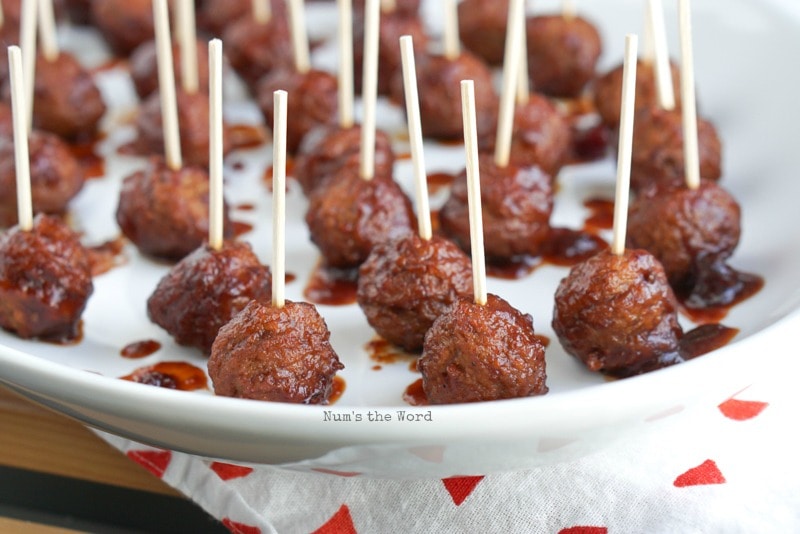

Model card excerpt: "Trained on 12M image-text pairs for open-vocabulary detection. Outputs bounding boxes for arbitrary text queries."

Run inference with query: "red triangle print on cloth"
[312,504,357,534]
[126,450,172,478]
[718,398,769,421]
[558,527,608,534]
[222,518,262,534]
[442,475,484,506]
[674,459,726,487]
[210,461,254,481]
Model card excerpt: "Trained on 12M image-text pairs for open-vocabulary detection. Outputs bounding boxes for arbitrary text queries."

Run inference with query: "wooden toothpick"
[461,80,487,306]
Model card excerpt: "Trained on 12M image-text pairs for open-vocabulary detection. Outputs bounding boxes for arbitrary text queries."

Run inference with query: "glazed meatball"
[147,240,272,354]
[630,107,721,193]
[306,168,415,268]
[353,0,420,17]
[353,9,428,96]
[222,15,292,91]
[526,14,602,98]
[627,180,741,299]
[116,159,233,261]
[458,0,508,65]
[552,248,683,377]
[419,293,548,404]
[129,39,211,99]
[439,154,553,261]
[135,89,232,167]
[91,0,154,56]
[29,52,106,140]
[208,299,344,403]
[0,102,11,138]
[593,60,681,131]
[0,214,93,342]
[480,92,572,174]
[198,0,286,36]
[0,130,84,228]
[293,124,395,196]
[65,0,92,25]
[357,234,473,352]
[257,68,338,154]
[397,52,498,141]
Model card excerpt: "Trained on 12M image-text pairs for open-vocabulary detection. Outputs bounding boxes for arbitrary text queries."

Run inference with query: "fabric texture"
[97,358,800,533]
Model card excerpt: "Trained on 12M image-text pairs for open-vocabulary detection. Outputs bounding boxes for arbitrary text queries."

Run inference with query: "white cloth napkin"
[96,354,800,534]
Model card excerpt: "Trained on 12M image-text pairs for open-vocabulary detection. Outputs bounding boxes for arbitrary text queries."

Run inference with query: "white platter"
[2,0,800,478]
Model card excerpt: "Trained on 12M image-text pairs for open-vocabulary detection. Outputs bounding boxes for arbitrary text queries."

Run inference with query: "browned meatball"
[91,0,154,56]
[135,89,232,167]
[293,124,395,196]
[198,0,286,36]
[306,167,415,268]
[65,0,92,25]
[0,214,93,342]
[129,39,211,99]
[353,0,420,17]
[480,92,572,174]
[30,52,106,140]
[458,0,508,65]
[147,240,272,354]
[398,52,498,141]
[0,130,84,228]
[0,102,11,138]
[357,234,473,352]
[419,293,548,404]
[197,0,250,35]
[116,159,233,261]
[552,248,683,377]
[354,10,428,96]
[593,60,681,131]
[627,180,741,299]
[439,154,553,261]
[222,15,292,91]
[630,107,721,193]
[257,68,338,154]
[208,299,343,403]
[526,15,602,98]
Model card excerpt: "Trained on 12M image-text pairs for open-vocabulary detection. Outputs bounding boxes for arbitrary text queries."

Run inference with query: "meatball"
[135,88,232,167]
[396,52,498,141]
[353,0,420,17]
[419,293,548,404]
[630,106,721,193]
[30,52,106,140]
[116,159,233,261]
[0,130,84,228]
[208,299,344,403]
[353,9,428,96]
[627,180,741,298]
[593,60,681,131]
[147,240,272,354]
[65,0,92,25]
[439,154,553,261]
[0,214,93,342]
[0,102,11,138]
[293,124,395,196]
[129,39,210,99]
[306,168,415,268]
[480,92,572,174]
[526,14,602,98]
[458,0,508,65]
[198,0,286,36]
[91,0,154,56]
[222,15,293,92]
[357,234,473,352]
[257,68,338,154]
[552,248,683,377]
